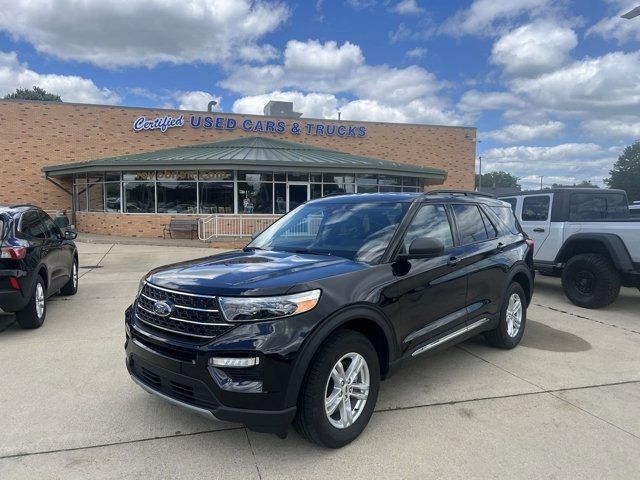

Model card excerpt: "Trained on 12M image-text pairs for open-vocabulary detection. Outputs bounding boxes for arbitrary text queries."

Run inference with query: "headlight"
[137,276,147,297]
[218,290,321,322]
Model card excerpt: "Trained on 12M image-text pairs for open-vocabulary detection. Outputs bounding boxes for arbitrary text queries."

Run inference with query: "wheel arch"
[555,233,633,272]
[284,305,397,408]
[506,262,534,306]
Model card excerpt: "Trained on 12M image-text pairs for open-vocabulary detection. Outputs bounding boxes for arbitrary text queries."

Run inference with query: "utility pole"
[540,176,544,190]
[478,156,482,191]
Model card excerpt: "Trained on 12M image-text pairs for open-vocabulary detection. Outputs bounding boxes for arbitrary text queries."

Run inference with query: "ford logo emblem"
[153,300,173,317]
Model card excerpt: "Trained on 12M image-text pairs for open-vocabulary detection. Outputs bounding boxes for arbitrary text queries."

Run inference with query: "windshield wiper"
[280,248,332,256]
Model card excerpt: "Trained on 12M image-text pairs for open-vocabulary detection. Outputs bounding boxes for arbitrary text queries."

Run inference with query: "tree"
[551,180,599,188]
[475,171,520,189]
[605,141,640,202]
[4,86,62,102]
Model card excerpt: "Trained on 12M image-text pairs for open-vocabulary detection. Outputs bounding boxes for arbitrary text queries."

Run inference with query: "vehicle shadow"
[0,313,16,333]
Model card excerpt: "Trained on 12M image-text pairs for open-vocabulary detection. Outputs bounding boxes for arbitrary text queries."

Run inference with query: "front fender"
[283,304,397,408]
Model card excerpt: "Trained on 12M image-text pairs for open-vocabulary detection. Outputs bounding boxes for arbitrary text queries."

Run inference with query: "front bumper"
[125,306,308,435]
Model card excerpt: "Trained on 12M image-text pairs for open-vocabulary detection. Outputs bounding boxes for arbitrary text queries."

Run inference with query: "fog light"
[208,357,260,368]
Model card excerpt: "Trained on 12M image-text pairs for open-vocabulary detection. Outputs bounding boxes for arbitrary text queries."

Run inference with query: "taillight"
[0,246,27,259]
[525,238,534,256]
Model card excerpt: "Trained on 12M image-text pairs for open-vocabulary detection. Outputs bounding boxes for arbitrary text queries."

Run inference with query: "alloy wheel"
[324,352,370,429]
[505,293,522,337]
[35,282,45,319]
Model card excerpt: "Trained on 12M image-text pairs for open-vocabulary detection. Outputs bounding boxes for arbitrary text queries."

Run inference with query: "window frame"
[450,203,496,246]
[399,202,456,255]
[521,195,551,222]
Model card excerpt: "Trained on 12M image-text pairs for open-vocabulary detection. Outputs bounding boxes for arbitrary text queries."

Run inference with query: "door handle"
[533,228,545,233]
[447,256,460,267]
[497,242,505,251]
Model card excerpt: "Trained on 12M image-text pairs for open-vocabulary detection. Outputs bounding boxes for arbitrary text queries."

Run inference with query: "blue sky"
[0,0,639,188]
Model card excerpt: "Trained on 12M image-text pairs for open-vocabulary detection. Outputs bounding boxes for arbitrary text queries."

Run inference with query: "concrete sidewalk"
[0,243,639,479]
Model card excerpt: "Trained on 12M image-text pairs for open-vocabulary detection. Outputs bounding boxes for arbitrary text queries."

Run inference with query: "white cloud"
[232,90,467,125]
[220,40,442,104]
[491,22,577,77]
[175,91,221,112]
[481,142,618,187]
[390,0,424,15]
[405,47,427,58]
[0,51,120,104]
[582,118,640,139]
[441,0,552,36]
[0,0,290,68]
[346,0,377,9]
[389,23,413,43]
[587,1,640,44]
[458,90,525,113]
[483,121,564,143]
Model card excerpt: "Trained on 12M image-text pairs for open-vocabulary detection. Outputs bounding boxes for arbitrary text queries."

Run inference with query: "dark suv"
[0,205,78,328]
[125,191,534,447]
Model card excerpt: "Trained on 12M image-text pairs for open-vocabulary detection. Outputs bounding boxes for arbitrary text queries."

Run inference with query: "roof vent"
[263,101,302,118]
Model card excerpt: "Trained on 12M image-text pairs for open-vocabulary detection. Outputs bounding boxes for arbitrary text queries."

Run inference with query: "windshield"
[249,201,409,264]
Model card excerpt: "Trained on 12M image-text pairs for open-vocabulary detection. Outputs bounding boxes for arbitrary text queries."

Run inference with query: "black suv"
[125,191,534,447]
[0,205,78,328]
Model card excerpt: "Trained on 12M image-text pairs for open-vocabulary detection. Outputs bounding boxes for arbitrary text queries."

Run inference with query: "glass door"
[287,182,310,212]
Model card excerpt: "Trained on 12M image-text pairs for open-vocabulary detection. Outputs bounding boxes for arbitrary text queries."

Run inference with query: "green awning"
[42,136,447,181]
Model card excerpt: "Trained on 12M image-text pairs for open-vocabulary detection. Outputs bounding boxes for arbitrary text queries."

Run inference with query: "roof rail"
[8,204,36,209]
[426,189,495,198]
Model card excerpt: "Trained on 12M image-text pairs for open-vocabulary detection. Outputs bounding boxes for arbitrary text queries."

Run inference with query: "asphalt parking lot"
[1,241,639,479]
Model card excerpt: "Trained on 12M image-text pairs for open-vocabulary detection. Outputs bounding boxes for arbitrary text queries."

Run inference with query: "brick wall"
[0,100,476,238]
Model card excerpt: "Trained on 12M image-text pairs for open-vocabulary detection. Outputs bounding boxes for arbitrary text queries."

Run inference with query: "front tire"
[485,282,527,349]
[294,330,380,448]
[16,275,47,329]
[561,254,620,309]
[60,258,79,296]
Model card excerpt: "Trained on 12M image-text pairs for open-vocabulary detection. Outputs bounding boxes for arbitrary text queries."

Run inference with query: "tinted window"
[522,196,550,221]
[452,204,489,244]
[20,211,46,239]
[502,197,517,213]
[251,202,408,264]
[403,204,453,252]
[40,214,61,240]
[479,208,498,239]
[489,206,520,235]
[569,193,629,220]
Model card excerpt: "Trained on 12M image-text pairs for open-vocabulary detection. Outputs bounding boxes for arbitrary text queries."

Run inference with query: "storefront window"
[157,170,196,181]
[199,170,233,181]
[274,183,286,214]
[311,184,322,199]
[105,183,121,212]
[105,171,121,182]
[288,172,309,181]
[199,182,234,214]
[75,185,88,211]
[87,183,105,212]
[323,183,355,196]
[123,171,155,181]
[157,182,197,213]
[124,182,155,213]
[238,181,273,214]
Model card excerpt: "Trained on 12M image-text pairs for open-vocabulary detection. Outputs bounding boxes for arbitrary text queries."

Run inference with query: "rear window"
[489,206,521,235]
[502,197,517,213]
[569,193,629,220]
[522,196,550,221]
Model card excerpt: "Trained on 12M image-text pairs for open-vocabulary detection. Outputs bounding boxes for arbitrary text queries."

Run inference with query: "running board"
[411,317,491,357]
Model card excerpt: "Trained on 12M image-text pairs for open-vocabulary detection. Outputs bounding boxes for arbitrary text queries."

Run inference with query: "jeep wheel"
[561,254,620,309]
[60,258,79,296]
[485,282,527,349]
[16,275,47,329]
[294,330,380,448]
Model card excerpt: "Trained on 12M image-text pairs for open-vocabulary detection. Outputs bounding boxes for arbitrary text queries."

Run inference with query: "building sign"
[132,114,367,138]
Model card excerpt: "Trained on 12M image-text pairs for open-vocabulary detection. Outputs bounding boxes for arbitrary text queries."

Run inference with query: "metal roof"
[42,136,447,180]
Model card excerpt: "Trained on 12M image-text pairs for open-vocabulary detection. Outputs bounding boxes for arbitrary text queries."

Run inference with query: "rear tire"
[16,275,47,329]
[561,254,620,309]
[60,258,78,296]
[485,282,527,349]
[294,330,380,448]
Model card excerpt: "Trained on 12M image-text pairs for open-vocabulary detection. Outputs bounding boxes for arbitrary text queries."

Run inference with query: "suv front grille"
[135,282,233,340]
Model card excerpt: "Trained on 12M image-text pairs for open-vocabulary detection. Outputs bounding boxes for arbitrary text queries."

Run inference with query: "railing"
[198,214,281,240]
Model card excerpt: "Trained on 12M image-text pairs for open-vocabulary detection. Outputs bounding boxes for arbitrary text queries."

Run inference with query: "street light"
[621,6,640,19]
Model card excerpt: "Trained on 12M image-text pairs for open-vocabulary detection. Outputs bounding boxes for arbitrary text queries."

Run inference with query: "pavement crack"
[0,426,244,461]
[533,303,640,335]
[244,428,264,480]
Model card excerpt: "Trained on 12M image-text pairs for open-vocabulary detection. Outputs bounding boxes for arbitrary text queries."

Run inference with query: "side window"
[403,204,453,252]
[452,204,489,245]
[570,193,629,220]
[522,196,550,221]
[479,207,498,239]
[20,211,46,239]
[502,197,517,213]
[489,206,521,235]
[40,214,62,240]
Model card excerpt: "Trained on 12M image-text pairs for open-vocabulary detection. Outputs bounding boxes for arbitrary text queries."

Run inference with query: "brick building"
[0,100,477,238]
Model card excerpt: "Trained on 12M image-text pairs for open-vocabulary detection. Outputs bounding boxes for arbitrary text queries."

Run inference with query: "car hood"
[146,249,369,296]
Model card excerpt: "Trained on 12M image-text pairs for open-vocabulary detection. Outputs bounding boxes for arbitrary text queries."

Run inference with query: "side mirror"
[64,230,78,240]
[398,237,444,260]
